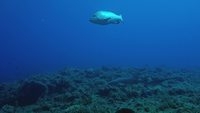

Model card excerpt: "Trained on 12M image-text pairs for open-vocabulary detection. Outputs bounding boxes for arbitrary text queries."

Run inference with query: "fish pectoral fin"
[104,18,111,22]
[106,17,111,20]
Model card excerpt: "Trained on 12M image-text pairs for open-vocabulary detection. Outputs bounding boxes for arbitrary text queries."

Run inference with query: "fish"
[89,10,123,25]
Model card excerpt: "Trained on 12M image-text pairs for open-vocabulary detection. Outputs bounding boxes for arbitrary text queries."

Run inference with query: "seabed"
[0,67,200,113]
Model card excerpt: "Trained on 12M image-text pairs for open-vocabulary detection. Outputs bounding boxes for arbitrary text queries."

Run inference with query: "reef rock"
[16,81,47,106]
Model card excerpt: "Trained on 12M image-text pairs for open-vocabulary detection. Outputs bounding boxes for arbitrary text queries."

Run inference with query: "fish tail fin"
[119,14,123,21]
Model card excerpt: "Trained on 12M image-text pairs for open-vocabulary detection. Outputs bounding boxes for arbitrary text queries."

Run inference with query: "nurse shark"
[89,11,123,25]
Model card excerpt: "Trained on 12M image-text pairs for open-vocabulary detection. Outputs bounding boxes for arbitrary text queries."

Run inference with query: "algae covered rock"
[62,105,89,113]
[0,105,15,113]
[116,108,135,113]
[16,81,47,106]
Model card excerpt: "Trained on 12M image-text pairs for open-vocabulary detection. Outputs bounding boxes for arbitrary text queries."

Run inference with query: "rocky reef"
[0,67,200,113]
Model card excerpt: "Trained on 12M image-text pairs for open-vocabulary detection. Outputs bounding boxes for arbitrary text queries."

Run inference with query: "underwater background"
[1,1,200,112]
[0,0,200,81]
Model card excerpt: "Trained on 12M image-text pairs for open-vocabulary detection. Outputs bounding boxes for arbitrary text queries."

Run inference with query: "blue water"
[0,0,200,82]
